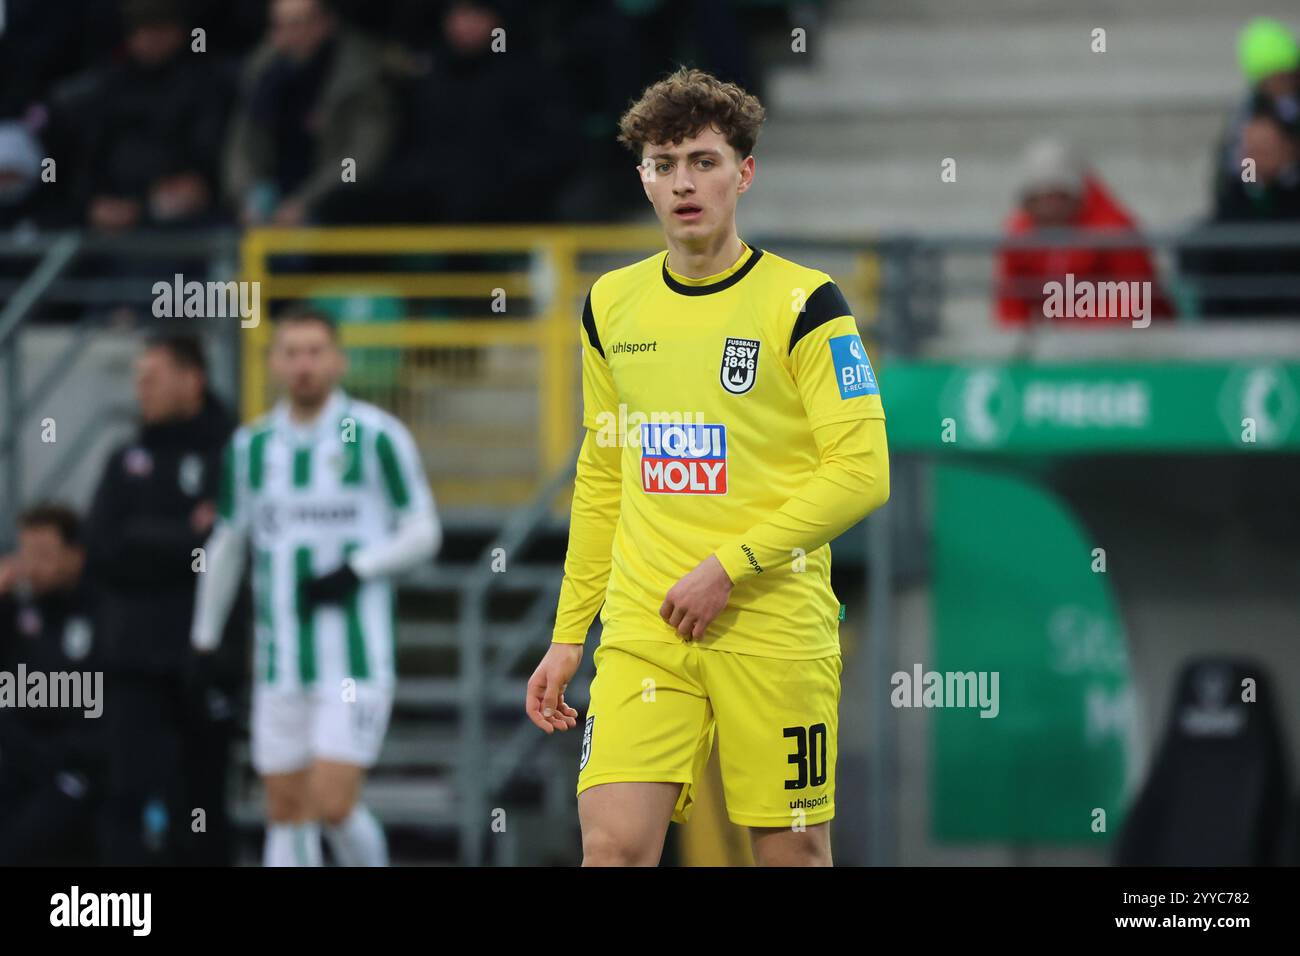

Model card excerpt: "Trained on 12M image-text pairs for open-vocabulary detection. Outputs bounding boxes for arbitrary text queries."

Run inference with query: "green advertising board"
[879,362,1300,452]
[878,360,1296,841]
[931,465,1132,844]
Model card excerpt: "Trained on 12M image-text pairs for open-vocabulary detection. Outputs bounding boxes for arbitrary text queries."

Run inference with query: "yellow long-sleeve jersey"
[551,242,890,660]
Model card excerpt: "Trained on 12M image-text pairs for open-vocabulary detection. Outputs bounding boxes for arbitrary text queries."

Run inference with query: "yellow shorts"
[576,639,842,828]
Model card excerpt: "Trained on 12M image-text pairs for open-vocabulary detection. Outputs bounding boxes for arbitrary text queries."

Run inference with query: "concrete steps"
[840,0,1295,26]
[748,1,1293,234]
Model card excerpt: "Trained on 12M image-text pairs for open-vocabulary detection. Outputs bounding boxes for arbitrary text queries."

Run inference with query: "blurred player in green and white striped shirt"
[192,307,440,866]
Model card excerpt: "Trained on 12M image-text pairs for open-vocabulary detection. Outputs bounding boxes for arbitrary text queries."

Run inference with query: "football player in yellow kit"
[525,67,890,866]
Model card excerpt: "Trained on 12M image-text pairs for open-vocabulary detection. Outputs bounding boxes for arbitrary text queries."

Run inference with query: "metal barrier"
[240,226,659,509]
[868,224,1300,357]
[0,230,239,545]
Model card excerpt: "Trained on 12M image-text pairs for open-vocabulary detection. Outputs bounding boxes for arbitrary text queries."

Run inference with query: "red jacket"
[996,175,1174,325]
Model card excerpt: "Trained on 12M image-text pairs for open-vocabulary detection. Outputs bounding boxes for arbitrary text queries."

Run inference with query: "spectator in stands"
[0,505,103,865]
[1212,18,1299,192]
[321,0,579,223]
[1184,110,1300,318]
[223,0,396,226]
[996,138,1174,326]
[64,0,234,232]
[86,336,245,865]
[538,0,664,220]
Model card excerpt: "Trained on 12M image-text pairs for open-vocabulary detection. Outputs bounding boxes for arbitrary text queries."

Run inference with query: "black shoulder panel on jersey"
[788,280,852,354]
[581,291,604,359]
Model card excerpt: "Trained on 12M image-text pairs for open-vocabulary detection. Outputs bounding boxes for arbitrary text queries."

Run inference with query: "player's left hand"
[660,555,733,641]
[300,564,361,608]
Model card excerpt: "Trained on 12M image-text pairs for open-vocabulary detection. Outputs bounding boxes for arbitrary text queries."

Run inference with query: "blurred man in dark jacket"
[87,335,246,865]
[223,0,395,226]
[345,0,647,222]
[331,0,578,224]
[66,0,233,232]
[0,504,103,865]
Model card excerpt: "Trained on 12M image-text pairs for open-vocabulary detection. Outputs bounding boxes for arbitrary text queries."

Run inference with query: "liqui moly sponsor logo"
[640,422,728,495]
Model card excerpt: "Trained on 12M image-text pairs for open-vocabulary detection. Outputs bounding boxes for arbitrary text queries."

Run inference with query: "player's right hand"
[525,643,583,734]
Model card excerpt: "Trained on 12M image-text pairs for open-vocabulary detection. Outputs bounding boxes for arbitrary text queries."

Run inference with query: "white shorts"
[251,682,393,775]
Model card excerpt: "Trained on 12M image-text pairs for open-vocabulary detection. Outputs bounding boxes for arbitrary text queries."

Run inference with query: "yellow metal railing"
[239,226,881,508]
[240,226,665,504]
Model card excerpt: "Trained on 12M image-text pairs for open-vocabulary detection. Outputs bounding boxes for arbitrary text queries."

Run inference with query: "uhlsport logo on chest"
[720,336,760,394]
[640,421,727,495]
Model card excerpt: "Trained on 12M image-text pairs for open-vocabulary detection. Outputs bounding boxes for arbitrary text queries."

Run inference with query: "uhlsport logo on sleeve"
[720,336,760,394]
[640,422,728,495]
[579,715,594,770]
[829,334,879,399]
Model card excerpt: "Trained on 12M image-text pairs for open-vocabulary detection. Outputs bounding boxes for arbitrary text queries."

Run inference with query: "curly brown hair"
[617,67,767,159]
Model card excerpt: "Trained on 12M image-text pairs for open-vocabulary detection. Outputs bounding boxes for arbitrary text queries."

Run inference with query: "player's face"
[1023,188,1081,229]
[271,0,333,63]
[640,126,754,246]
[126,22,184,67]
[270,320,345,407]
[1241,117,1297,184]
[134,347,201,425]
[1259,71,1298,101]
[17,526,81,595]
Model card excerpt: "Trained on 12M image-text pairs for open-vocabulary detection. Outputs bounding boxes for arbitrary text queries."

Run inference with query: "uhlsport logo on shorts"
[640,422,727,495]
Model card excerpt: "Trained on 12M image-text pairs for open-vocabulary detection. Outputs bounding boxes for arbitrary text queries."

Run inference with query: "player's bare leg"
[578,781,680,866]
[748,822,833,867]
[310,759,387,866]
[265,768,312,822]
[310,759,364,824]
[262,769,320,866]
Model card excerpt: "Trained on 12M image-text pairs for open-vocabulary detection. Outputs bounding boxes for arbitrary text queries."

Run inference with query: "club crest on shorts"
[178,453,205,496]
[62,617,92,661]
[720,336,760,394]
[579,715,595,771]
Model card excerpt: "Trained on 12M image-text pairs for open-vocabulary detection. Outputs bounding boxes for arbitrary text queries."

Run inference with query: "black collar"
[661,247,764,296]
